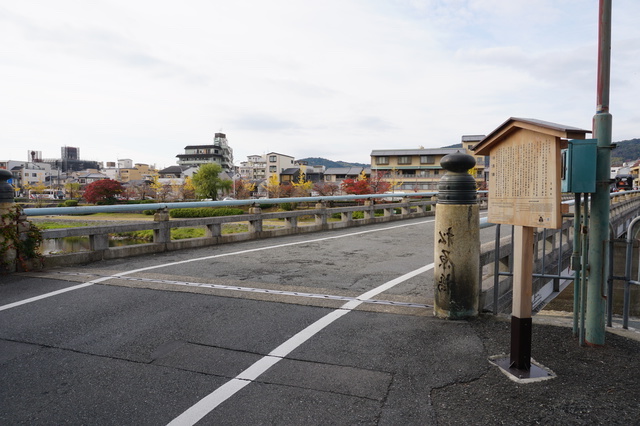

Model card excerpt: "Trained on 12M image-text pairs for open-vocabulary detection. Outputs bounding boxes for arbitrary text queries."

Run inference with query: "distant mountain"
[612,138,640,166]
[298,157,369,168]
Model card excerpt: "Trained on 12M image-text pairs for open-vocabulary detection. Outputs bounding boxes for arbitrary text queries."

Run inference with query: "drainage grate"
[57,272,431,309]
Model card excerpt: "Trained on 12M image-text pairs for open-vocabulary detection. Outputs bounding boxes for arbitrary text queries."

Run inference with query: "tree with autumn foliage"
[64,182,81,199]
[263,174,282,198]
[172,176,196,200]
[341,170,370,195]
[292,168,313,197]
[313,181,340,196]
[341,170,393,195]
[340,177,370,195]
[369,171,392,194]
[234,179,256,199]
[83,179,124,204]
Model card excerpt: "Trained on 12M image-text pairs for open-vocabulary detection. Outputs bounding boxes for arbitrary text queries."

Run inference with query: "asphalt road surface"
[11,216,638,425]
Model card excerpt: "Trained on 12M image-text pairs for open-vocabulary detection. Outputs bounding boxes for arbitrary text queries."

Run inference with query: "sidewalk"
[429,313,640,425]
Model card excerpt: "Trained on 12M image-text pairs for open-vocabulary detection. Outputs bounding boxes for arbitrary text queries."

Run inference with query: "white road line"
[0,218,435,311]
[0,277,111,312]
[111,218,436,275]
[53,272,432,308]
[167,263,434,426]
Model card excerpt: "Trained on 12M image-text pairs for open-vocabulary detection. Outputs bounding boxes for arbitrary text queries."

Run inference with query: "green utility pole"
[586,0,612,346]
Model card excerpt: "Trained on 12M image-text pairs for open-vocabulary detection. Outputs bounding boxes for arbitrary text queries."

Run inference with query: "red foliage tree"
[83,179,124,204]
[369,171,392,194]
[340,178,371,195]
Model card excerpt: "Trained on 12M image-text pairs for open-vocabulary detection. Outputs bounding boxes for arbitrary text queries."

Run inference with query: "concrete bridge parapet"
[37,199,437,269]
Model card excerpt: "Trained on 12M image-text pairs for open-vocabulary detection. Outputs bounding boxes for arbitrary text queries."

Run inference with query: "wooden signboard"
[474,118,590,371]
[487,128,561,229]
[474,118,590,230]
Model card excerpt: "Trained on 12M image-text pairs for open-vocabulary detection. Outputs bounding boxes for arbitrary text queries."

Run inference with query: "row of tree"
[71,164,401,205]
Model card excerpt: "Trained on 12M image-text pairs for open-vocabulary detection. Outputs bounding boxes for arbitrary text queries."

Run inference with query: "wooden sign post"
[474,118,590,371]
[511,225,534,369]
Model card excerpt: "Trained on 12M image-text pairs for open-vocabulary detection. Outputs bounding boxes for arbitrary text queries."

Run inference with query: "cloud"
[353,116,396,131]
[1,5,209,86]
[231,114,301,132]
[1,0,638,169]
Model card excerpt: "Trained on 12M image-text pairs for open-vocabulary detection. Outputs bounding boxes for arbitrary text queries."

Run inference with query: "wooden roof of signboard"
[472,117,591,156]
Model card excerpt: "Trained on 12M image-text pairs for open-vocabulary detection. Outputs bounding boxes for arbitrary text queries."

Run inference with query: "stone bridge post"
[433,152,480,319]
[1,169,20,273]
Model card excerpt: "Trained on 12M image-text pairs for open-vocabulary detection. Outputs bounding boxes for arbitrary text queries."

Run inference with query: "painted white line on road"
[0,218,435,312]
[53,272,432,308]
[167,263,435,426]
[0,277,112,312]
[113,218,436,275]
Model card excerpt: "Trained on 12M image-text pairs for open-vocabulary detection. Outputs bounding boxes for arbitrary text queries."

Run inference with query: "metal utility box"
[560,139,597,193]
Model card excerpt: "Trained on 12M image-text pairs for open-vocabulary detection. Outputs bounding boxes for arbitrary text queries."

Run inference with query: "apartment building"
[0,160,53,196]
[118,163,157,183]
[370,136,486,191]
[176,133,234,172]
[239,155,267,180]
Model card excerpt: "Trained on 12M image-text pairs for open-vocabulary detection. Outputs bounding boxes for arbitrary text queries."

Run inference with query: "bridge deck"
[2,217,640,424]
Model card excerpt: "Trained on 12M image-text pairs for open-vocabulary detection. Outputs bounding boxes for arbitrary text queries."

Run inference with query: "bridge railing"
[480,190,640,316]
[22,190,640,319]
[33,193,455,268]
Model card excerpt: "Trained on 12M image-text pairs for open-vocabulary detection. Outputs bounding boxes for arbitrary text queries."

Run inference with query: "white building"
[0,160,53,196]
[176,133,234,172]
[239,155,267,180]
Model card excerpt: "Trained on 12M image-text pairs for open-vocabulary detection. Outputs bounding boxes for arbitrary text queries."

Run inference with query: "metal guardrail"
[622,217,640,328]
[484,217,576,315]
[480,190,640,317]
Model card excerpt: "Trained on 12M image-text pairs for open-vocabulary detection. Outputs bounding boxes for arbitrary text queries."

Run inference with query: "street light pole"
[585,0,612,346]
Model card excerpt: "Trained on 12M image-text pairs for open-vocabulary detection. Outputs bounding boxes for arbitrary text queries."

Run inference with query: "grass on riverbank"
[36,221,90,229]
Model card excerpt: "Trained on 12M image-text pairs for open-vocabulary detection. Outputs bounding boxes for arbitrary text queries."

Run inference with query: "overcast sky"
[2,1,638,169]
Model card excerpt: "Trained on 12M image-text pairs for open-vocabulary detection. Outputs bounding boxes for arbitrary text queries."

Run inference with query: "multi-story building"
[370,136,486,191]
[462,135,488,184]
[0,160,53,197]
[42,146,102,172]
[102,160,157,183]
[176,133,234,172]
[264,152,295,182]
[239,155,267,180]
[118,163,157,183]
